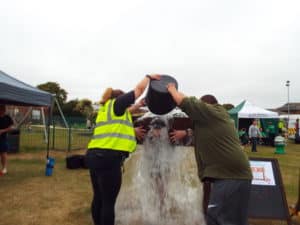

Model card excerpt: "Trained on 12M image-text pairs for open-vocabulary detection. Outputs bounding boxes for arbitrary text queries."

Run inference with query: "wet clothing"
[0,115,13,152]
[179,97,252,225]
[86,91,136,225]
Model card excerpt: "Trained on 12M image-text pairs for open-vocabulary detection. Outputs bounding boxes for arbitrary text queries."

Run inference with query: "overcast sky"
[1,0,300,108]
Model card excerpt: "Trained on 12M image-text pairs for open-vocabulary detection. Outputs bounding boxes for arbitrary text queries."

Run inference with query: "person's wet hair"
[200,95,218,105]
[150,117,166,129]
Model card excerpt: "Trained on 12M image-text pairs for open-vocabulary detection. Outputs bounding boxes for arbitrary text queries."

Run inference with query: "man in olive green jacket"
[167,83,253,225]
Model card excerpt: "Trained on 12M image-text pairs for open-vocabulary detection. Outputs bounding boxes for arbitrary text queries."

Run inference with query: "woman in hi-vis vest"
[85,74,160,225]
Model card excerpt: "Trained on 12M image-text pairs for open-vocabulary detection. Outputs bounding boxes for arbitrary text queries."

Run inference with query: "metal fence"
[19,125,92,152]
[4,108,92,152]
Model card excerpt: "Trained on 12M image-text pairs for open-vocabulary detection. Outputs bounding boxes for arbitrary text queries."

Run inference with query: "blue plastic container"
[45,157,55,176]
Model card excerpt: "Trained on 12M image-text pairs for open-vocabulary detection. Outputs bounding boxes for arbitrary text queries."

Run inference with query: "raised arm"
[134,74,160,99]
[128,98,145,114]
[114,74,160,116]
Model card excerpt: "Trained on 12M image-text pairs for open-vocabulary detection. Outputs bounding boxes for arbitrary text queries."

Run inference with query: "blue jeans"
[250,137,258,152]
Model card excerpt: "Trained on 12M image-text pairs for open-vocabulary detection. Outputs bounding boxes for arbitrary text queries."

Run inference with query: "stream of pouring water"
[115,116,205,225]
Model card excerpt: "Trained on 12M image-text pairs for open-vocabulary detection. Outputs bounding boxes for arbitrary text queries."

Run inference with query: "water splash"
[116,116,205,225]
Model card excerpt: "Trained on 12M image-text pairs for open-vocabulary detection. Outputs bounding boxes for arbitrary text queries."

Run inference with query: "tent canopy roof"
[0,70,53,107]
[228,100,279,119]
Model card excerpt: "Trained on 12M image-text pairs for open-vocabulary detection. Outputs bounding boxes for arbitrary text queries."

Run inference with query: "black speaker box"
[66,155,87,169]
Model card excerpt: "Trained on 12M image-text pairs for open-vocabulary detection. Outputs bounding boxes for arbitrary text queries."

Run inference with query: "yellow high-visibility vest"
[278,120,284,129]
[87,99,136,152]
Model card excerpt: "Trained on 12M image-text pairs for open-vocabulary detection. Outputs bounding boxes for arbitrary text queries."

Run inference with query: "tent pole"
[46,108,50,158]
[46,97,54,158]
[41,108,48,144]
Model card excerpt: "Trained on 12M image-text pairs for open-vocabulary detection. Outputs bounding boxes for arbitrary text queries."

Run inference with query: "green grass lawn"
[0,150,92,225]
[0,141,299,225]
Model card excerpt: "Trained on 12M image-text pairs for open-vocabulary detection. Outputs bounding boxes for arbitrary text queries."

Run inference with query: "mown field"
[0,140,299,225]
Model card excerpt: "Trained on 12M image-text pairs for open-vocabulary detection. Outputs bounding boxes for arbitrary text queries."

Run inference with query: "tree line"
[37,82,235,120]
[37,82,95,120]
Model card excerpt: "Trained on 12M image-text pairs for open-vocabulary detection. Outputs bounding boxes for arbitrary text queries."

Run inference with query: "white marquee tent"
[228,100,279,128]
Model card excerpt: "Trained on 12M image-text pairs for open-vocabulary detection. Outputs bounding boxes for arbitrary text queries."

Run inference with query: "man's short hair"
[200,95,218,105]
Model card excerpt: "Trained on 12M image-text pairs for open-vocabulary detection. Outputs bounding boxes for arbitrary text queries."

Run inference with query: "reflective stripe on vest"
[87,99,136,152]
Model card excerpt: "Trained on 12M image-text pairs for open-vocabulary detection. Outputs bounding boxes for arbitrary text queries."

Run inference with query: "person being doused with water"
[142,117,172,212]
[129,110,203,225]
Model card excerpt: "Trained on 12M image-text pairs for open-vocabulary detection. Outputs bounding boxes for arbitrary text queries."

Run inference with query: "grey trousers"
[206,179,251,225]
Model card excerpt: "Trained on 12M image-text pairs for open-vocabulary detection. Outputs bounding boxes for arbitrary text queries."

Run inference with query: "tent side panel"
[0,83,52,107]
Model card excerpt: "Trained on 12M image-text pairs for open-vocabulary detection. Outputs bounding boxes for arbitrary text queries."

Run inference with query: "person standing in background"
[295,118,299,143]
[295,118,299,136]
[0,105,14,176]
[266,121,276,146]
[248,119,261,152]
[278,119,284,135]
[238,128,250,147]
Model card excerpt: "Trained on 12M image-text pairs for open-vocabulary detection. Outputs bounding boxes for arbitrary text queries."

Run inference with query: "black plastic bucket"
[145,75,178,115]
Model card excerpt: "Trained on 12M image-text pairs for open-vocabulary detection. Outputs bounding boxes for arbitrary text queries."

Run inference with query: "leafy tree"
[37,82,68,106]
[75,99,93,119]
[62,99,82,117]
[37,82,68,115]
[223,103,235,111]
